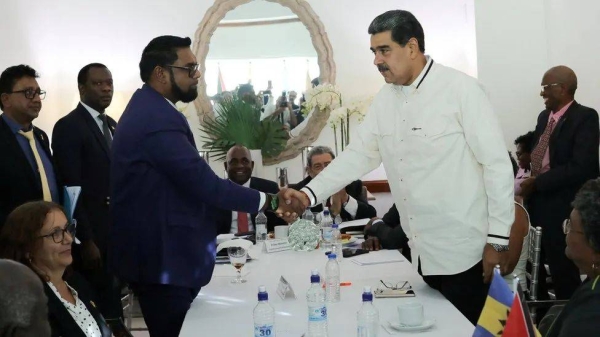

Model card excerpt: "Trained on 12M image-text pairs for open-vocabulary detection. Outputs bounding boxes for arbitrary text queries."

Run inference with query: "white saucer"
[388,319,435,332]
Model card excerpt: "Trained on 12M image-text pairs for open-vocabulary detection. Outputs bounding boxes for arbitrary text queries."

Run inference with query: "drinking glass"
[227,247,248,283]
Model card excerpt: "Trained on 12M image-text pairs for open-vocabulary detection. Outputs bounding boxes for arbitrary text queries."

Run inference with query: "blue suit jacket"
[108,84,261,289]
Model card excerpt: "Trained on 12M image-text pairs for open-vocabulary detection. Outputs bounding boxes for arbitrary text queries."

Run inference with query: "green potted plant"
[200,97,288,163]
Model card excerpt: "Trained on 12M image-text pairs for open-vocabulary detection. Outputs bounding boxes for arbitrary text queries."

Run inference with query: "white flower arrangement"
[301,83,342,116]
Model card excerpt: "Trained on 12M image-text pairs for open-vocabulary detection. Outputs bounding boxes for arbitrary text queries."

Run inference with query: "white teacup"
[274,225,289,239]
[397,301,424,327]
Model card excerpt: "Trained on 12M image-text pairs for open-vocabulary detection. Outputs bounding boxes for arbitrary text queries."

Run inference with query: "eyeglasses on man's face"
[563,218,584,235]
[540,83,562,92]
[8,88,46,100]
[38,221,77,244]
[166,64,199,78]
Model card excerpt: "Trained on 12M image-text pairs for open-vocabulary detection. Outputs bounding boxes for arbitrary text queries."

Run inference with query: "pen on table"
[340,282,352,286]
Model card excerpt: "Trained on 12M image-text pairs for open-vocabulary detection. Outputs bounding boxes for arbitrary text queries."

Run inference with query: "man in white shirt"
[280,10,514,324]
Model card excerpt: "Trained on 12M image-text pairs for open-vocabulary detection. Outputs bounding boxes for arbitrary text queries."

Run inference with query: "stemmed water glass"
[227,246,248,283]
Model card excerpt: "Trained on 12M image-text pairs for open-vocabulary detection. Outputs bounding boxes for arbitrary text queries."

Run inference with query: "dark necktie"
[98,113,112,148]
[530,118,556,176]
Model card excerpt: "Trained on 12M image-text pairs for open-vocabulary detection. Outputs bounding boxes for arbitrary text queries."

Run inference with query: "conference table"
[180,241,474,336]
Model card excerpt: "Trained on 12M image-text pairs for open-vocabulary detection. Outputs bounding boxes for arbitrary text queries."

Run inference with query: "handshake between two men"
[268,188,312,223]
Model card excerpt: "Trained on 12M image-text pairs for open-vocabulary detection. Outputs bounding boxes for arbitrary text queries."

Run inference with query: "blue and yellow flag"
[473,268,514,337]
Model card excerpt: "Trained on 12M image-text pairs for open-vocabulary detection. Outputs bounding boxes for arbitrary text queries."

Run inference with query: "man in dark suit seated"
[291,146,376,220]
[521,65,599,300]
[216,145,287,234]
[361,204,411,261]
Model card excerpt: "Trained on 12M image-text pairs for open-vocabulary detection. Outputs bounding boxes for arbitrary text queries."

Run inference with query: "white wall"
[475,0,600,152]
[0,0,475,191]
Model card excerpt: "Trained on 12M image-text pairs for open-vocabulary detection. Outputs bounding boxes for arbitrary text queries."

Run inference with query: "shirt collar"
[243,178,251,188]
[1,113,32,134]
[402,55,433,90]
[80,101,103,119]
[164,97,178,110]
[228,177,252,187]
[551,100,574,118]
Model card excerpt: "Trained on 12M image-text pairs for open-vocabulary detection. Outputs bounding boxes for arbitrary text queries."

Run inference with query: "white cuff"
[300,187,317,206]
[258,192,266,211]
[343,195,358,219]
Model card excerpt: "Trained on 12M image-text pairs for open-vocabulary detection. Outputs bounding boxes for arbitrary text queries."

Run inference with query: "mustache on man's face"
[377,64,389,72]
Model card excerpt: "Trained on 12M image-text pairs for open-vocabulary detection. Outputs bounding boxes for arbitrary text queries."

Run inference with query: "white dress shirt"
[47,281,101,337]
[301,57,514,276]
[230,179,255,233]
[80,101,111,139]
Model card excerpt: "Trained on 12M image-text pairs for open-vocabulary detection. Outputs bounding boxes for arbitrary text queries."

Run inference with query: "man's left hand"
[520,177,536,198]
[482,244,510,283]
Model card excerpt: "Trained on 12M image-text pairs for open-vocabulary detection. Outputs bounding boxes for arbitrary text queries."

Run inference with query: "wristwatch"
[489,243,509,252]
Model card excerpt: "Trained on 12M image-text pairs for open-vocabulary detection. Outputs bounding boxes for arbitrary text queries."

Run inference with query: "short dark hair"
[307,146,336,167]
[368,10,425,53]
[77,63,108,85]
[0,65,39,110]
[572,178,600,253]
[514,131,535,153]
[139,36,192,83]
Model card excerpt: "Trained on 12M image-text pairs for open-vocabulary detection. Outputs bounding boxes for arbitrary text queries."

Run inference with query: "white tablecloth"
[180,246,474,336]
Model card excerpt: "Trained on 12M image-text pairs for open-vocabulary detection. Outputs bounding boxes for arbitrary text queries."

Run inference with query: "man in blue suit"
[109,36,302,337]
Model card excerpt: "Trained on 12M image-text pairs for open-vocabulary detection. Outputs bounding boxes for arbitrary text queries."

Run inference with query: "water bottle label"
[254,324,274,337]
[322,229,333,241]
[308,305,327,321]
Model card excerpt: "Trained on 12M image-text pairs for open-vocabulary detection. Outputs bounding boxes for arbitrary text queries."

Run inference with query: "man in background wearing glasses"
[520,65,599,300]
[0,65,59,231]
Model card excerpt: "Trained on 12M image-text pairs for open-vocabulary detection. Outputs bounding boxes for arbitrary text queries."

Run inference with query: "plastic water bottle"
[307,270,328,337]
[320,209,334,251]
[255,211,268,244]
[254,286,275,337]
[334,214,343,227]
[331,224,342,262]
[357,286,379,337]
[325,253,340,303]
[302,208,315,222]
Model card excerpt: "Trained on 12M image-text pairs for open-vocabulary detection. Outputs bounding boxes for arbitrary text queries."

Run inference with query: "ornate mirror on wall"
[193,0,336,165]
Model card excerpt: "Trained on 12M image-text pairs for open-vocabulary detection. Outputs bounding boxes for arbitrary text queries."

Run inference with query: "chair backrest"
[526,226,543,301]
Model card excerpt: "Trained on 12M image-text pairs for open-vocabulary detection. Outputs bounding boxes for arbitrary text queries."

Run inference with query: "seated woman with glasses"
[0,201,111,337]
[541,178,600,336]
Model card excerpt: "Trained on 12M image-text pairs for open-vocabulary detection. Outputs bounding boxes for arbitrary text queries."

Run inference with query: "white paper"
[338,218,369,231]
[264,239,291,253]
[351,250,404,265]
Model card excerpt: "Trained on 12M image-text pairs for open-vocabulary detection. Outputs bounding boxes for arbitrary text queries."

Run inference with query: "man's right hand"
[275,188,308,223]
[362,237,381,251]
[81,240,102,270]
